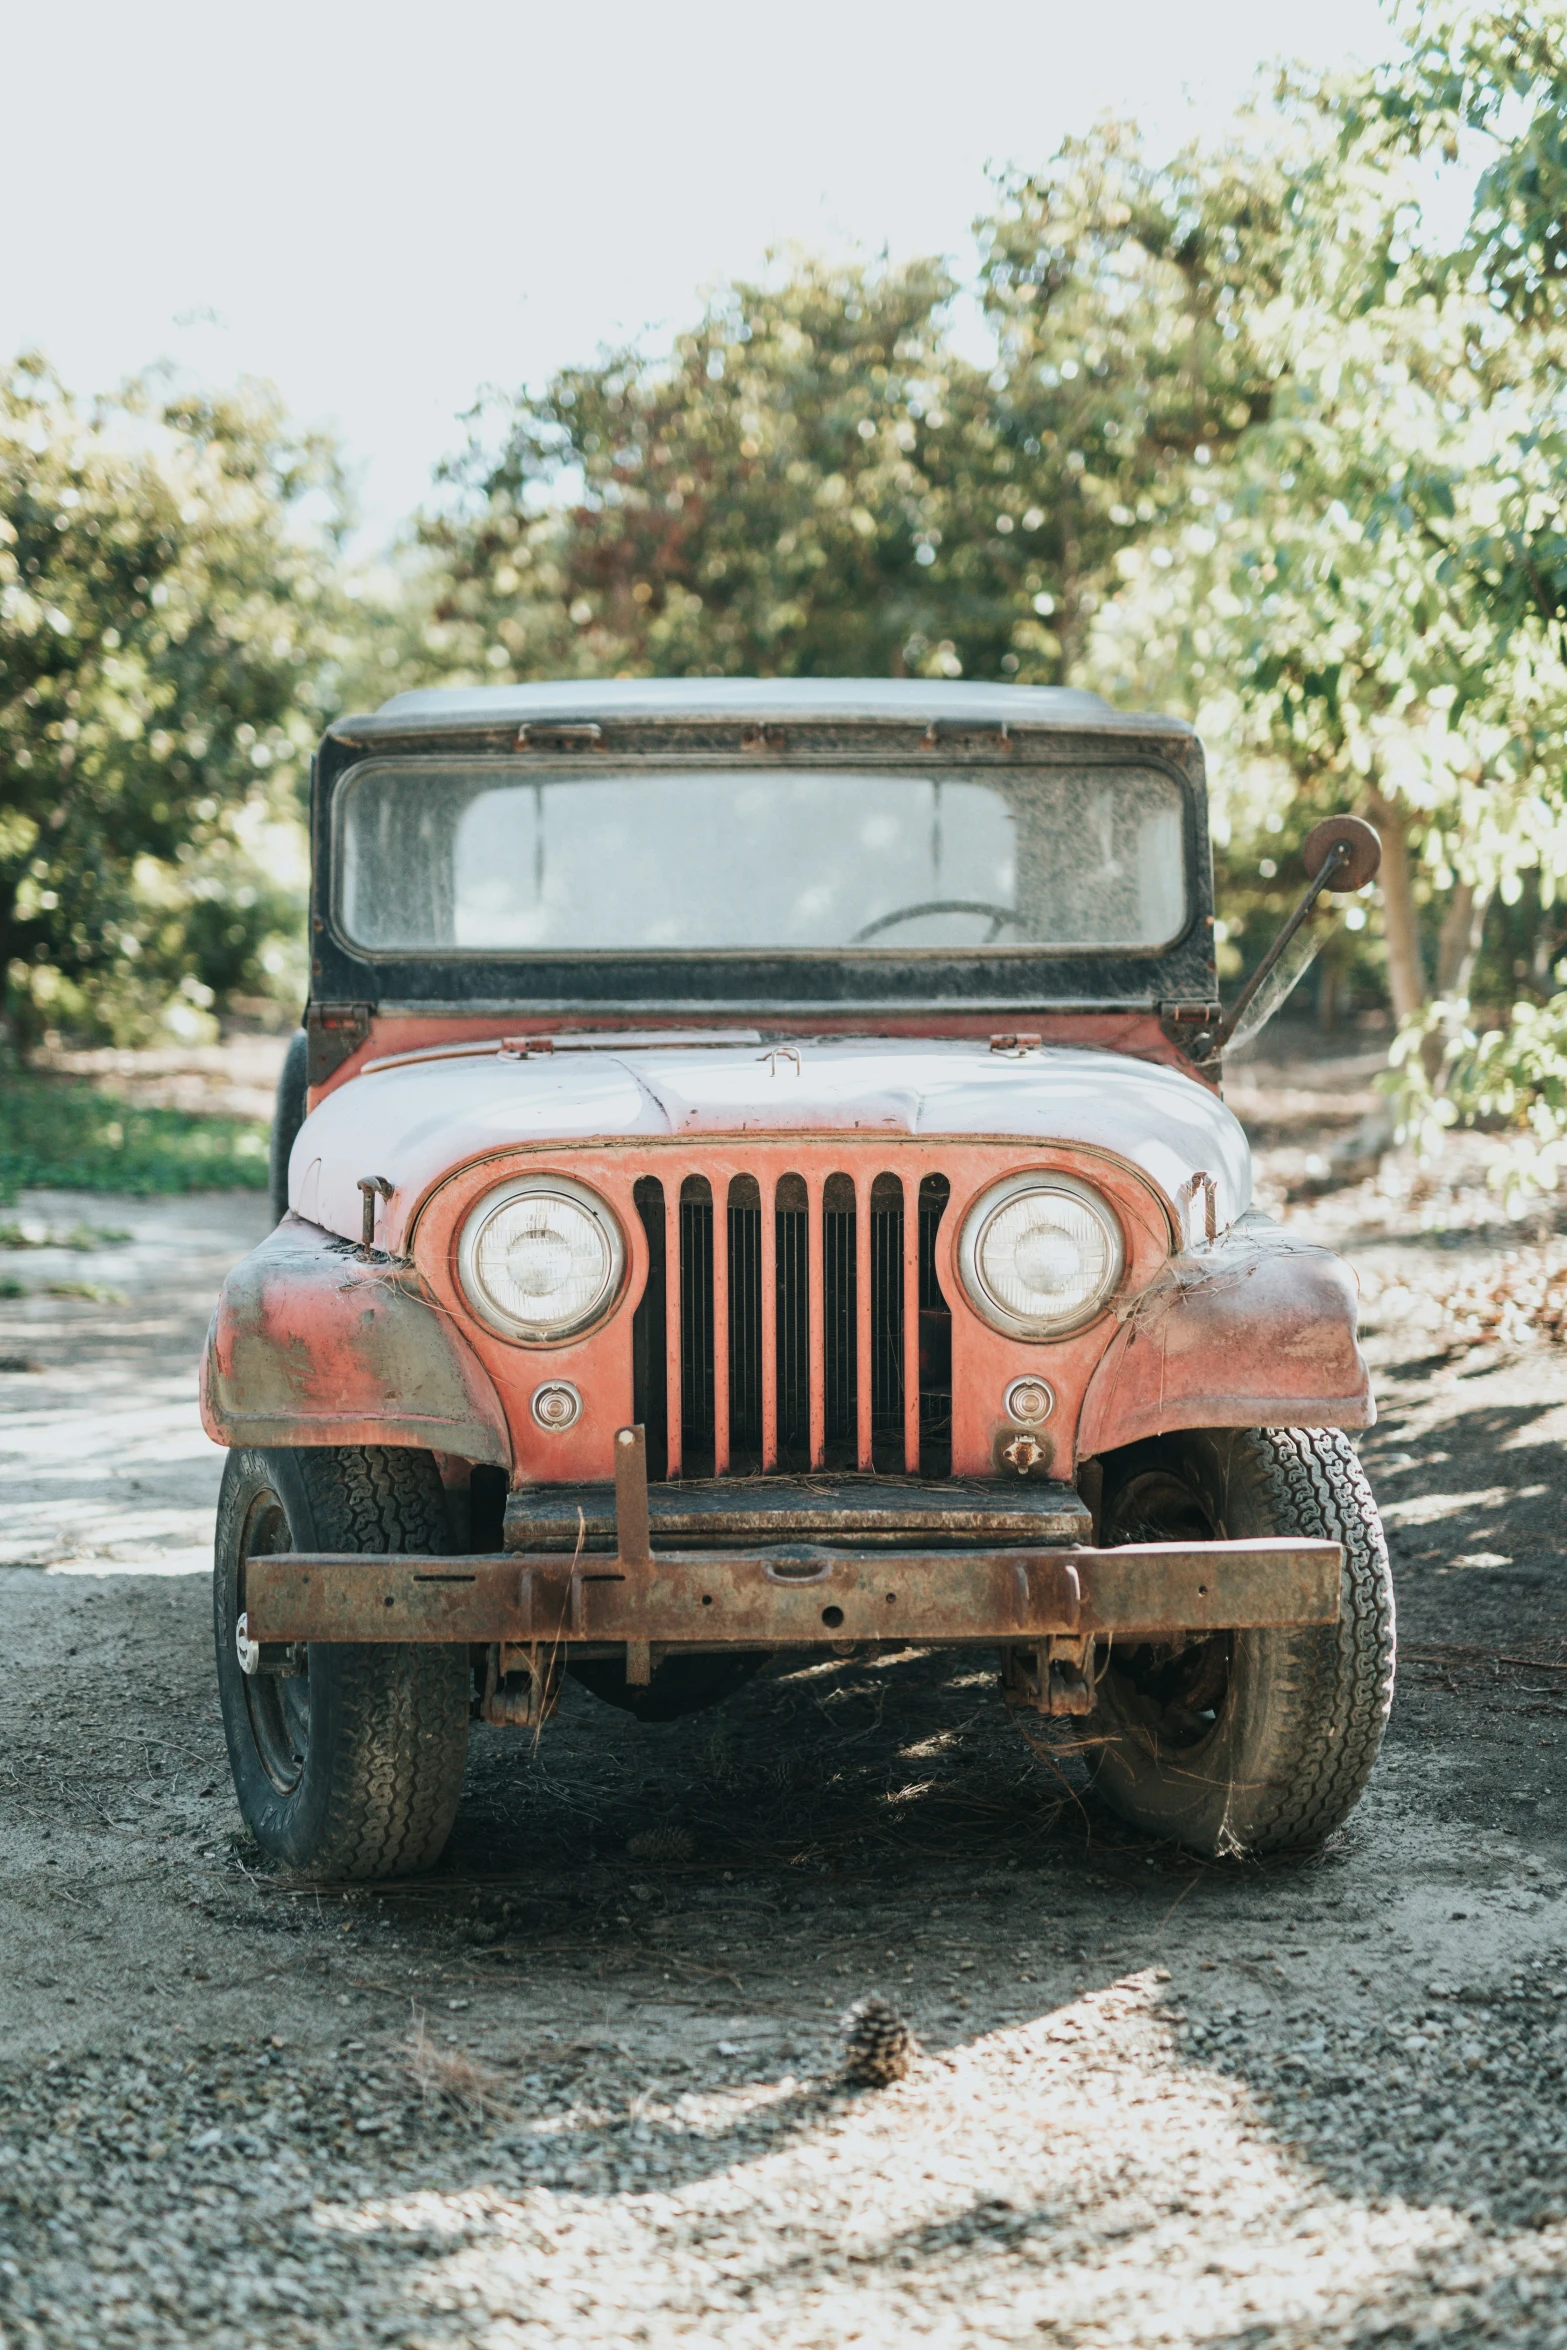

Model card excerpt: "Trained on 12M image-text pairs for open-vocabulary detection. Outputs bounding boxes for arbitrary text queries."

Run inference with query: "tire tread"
[1089,1424,1394,1859]
[213,1445,468,1882]
[1236,1426,1395,1852]
[293,1447,467,1880]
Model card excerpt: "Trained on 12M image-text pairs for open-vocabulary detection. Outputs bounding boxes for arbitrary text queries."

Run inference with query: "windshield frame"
[331,751,1192,963]
[311,722,1217,1018]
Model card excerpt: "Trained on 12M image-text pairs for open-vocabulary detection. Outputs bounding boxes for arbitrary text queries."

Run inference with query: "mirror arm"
[1211,841,1352,1056]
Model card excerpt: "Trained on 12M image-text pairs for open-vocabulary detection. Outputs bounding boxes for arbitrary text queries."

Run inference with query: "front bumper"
[240,1534,1342,1651]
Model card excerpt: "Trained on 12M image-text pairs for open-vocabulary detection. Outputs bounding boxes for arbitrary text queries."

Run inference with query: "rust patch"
[1076,1213,1374,1456]
[241,1535,1341,1648]
[200,1213,511,1467]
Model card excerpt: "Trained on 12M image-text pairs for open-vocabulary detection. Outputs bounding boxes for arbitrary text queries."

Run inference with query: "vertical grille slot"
[631,1176,668,1480]
[918,1173,952,1478]
[775,1173,810,1469]
[870,1172,905,1474]
[649,1159,951,1483]
[679,1175,714,1475]
[822,1172,856,1462]
[727,1176,763,1466]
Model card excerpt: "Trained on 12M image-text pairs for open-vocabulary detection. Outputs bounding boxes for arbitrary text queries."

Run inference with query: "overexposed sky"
[4,0,1398,544]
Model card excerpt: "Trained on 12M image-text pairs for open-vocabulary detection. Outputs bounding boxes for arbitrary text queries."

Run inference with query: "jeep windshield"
[335,759,1188,956]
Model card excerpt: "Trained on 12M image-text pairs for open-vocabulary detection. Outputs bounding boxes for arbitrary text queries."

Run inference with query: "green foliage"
[1383,989,1567,1203]
[405,155,1302,694]
[1358,3,1567,330]
[397,8,1567,1056]
[0,1066,269,1202]
[413,257,1027,685]
[0,361,346,1044]
[1082,10,1567,1028]
[977,126,1290,675]
[12,0,1567,1129]
[0,1218,130,1248]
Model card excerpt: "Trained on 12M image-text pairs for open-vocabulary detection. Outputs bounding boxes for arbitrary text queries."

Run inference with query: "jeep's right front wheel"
[213,1446,470,1880]
[1085,1425,1395,1859]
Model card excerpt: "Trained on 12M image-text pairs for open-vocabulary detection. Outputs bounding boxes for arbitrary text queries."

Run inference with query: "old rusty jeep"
[202,679,1393,1877]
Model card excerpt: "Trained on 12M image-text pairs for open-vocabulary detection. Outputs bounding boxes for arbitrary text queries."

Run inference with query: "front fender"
[200,1213,512,1468]
[1077,1213,1374,1458]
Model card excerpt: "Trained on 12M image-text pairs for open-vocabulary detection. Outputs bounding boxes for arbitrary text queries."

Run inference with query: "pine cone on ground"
[625,1824,697,1864]
[841,1996,917,2086]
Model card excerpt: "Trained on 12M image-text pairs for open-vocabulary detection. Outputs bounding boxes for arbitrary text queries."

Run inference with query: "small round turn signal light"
[1004,1376,1054,1426]
[531,1381,582,1432]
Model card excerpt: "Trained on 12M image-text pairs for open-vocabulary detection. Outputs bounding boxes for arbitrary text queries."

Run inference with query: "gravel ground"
[6,1037,1567,2347]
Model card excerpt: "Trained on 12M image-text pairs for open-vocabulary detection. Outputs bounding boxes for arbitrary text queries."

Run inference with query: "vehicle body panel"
[201,677,1372,1509]
[1076,1216,1375,1452]
[288,1039,1252,1259]
[203,1095,1370,1482]
[200,1214,511,1467]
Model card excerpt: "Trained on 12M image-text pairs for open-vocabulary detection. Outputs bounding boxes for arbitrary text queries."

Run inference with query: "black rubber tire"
[268,1027,309,1227]
[1086,1427,1395,1859]
[568,1652,771,1724]
[213,1445,470,1879]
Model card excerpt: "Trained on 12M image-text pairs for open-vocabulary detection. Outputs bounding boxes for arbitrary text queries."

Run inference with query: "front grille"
[632,1168,951,1480]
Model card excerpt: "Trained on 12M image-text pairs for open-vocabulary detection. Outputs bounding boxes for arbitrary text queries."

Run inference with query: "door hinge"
[306,1001,374,1084]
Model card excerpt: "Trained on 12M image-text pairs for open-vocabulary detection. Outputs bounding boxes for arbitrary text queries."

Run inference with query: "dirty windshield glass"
[336,760,1187,953]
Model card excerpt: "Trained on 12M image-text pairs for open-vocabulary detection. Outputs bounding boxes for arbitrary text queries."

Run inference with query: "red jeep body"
[201,680,1386,1872]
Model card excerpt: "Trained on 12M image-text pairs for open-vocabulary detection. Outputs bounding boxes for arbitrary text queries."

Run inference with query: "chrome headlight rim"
[456,1172,626,1345]
[957,1170,1125,1341]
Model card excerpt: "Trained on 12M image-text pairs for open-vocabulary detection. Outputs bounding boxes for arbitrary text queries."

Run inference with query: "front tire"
[1088,1426,1394,1859]
[213,1446,470,1879]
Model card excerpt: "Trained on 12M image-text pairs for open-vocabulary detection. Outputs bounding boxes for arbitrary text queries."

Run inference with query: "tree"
[0,360,348,1042]
[1079,15,1567,1033]
[393,0,1567,1090]
[411,170,1293,697]
[1337,2,1567,1160]
[976,124,1290,678]
[413,258,1017,686]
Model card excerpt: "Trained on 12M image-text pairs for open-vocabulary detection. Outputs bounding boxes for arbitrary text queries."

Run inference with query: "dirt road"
[6,1056,1567,2347]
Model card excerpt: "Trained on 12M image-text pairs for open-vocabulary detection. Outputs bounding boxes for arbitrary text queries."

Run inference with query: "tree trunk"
[1316,948,1340,1032]
[1434,879,1492,1004]
[1056,535,1082,680]
[0,871,20,1052]
[1367,791,1427,1023]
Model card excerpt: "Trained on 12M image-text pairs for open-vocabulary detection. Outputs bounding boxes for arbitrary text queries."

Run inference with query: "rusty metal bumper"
[240,1535,1342,1651]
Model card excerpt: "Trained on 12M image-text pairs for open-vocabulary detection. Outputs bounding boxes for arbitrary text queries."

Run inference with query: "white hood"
[290,1038,1251,1248]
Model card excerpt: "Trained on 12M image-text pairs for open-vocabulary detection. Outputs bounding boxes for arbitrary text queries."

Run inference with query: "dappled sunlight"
[46,1550,213,1577]
[301,1974,1567,2347]
[1378,1487,1511,1526]
[898,1730,959,1760]
[12,1040,1567,2339]
[883,1776,939,1807]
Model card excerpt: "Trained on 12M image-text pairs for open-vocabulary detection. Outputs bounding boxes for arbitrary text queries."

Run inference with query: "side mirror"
[1301,814,1383,895]
[1211,815,1382,1058]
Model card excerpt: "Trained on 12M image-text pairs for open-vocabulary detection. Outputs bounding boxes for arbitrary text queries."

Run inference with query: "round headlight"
[958,1173,1123,1338]
[457,1175,624,1343]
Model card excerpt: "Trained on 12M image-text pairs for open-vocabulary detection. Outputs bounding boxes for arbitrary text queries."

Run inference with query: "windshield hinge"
[1158,1000,1223,1067]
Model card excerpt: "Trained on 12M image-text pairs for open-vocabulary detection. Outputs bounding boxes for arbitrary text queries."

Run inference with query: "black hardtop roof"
[330,676,1196,745]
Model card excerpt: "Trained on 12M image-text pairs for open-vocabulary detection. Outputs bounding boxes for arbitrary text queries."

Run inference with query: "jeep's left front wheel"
[213,1446,470,1880]
[1085,1425,1394,1859]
